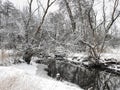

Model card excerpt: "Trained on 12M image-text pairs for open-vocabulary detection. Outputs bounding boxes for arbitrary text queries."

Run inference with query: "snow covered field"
[0,63,83,90]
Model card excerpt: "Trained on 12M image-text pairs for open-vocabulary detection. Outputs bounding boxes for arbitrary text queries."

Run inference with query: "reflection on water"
[91,70,120,90]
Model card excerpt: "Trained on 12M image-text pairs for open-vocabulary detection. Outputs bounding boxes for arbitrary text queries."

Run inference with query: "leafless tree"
[99,0,120,56]
[80,0,120,60]
[63,0,76,32]
[23,0,57,64]
[34,0,57,35]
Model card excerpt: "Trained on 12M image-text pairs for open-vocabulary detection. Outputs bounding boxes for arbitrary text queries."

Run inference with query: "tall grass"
[0,49,22,65]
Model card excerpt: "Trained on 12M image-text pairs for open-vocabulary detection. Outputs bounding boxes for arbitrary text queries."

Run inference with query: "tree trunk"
[64,0,76,32]
[23,48,33,64]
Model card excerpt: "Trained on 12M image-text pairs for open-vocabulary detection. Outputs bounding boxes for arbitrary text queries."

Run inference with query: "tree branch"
[34,0,56,36]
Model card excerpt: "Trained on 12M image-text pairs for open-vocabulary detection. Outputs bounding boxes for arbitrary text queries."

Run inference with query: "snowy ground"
[0,63,83,90]
[1,48,120,90]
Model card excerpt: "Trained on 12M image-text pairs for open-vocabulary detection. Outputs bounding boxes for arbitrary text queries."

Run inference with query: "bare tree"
[100,0,120,56]
[80,0,120,60]
[34,0,57,35]
[23,0,57,64]
[26,0,33,29]
[64,0,76,32]
[22,0,40,43]
[25,0,33,43]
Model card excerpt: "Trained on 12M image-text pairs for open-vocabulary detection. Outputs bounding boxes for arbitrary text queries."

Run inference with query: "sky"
[2,0,59,12]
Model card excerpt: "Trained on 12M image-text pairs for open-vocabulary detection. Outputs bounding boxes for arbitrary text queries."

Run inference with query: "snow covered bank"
[0,64,82,90]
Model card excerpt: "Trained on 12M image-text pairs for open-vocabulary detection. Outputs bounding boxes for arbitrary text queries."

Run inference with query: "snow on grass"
[67,47,120,62]
[101,53,120,60]
[0,64,83,90]
[100,47,120,61]
[67,52,87,62]
[31,57,41,61]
